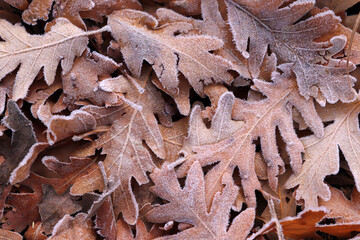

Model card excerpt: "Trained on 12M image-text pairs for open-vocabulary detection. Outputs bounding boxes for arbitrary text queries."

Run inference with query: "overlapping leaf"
[0,18,91,100]
[178,65,323,208]
[81,69,171,224]
[108,9,233,96]
[226,0,357,103]
[286,99,360,207]
[147,161,255,239]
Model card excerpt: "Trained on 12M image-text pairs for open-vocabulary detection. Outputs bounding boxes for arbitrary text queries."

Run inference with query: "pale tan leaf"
[49,213,96,240]
[179,66,323,208]
[0,18,96,100]
[82,69,170,224]
[108,9,233,97]
[157,0,250,78]
[146,161,255,240]
[286,99,360,207]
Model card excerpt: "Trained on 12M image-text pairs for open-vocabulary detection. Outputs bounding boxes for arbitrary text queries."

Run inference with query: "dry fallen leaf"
[1,0,360,239]
[226,0,357,104]
[108,9,233,96]
[147,161,256,239]
[0,18,96,100]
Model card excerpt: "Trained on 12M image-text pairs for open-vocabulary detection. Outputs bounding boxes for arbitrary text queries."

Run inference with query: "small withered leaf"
[39,185,82,234]
[0,100,36,184]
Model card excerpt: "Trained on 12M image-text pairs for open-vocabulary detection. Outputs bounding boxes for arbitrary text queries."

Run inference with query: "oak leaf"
[62,49,120,106]
[286,99,360,207]
[38,185,82,234]
[108,9,233,96]
[0,18,91,100]
[0,100,47,185]
[80,0,142,22]
[146,161,255,240]
[3,173,44,232]
[251,207,360,239]
[84,69,171,224]
[319,186,360,223]
[116,219,164,240]
[157,0,250,78]
[178,66,323,208]
[226,0,357,103]
[24,222,47,240]
[49,213,97,240]
[95,196,117,240]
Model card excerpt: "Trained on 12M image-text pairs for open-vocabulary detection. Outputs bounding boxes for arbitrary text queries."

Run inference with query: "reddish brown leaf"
[38,185,82,234]
[49,213,97,240]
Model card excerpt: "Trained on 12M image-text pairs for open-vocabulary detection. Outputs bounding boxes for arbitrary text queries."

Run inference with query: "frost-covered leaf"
[0,100,47,185]
[226,0,357,103]
[85,69,171,224]
[156,0,250,78]
[0,18,90,100]
[286,99,360,207]
[49,213,96,240]
[179,66,323,208]
[108,9,233,96]
[251,207,360,239]
[146,161,255,240]
[319,186,360,223]
[62,49,119,106]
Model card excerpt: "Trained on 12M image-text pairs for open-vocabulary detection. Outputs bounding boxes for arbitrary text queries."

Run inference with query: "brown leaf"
[0,229,22,240]
[251,207,360,239]
[49,213,97,240]
[80,0,142,22]
[42,154,103,195]
[319,185,360,223]
[286,99,360,207]
[178,66,323,208]
[62,49,120,106]
[22,0,94,29]
[95,196,117,240]
[3,173,44,232]
[21,0,54,24]
[0,18,91,100]
[108,9,233,97]
[39,185,82,234]
[116,219,164,240]
[147,161,255,239]
[46,0,95,30]
[155,0,201,16]
[160,117,188,163]
[0,100,40,185]
[45,109,97,145]
[316,0,360,13]
[226,0,357,103]
[3,0,28,10]
[24,222,47,240]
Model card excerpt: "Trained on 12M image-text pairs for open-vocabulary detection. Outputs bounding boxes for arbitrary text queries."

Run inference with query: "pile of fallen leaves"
[1,0,360,239]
